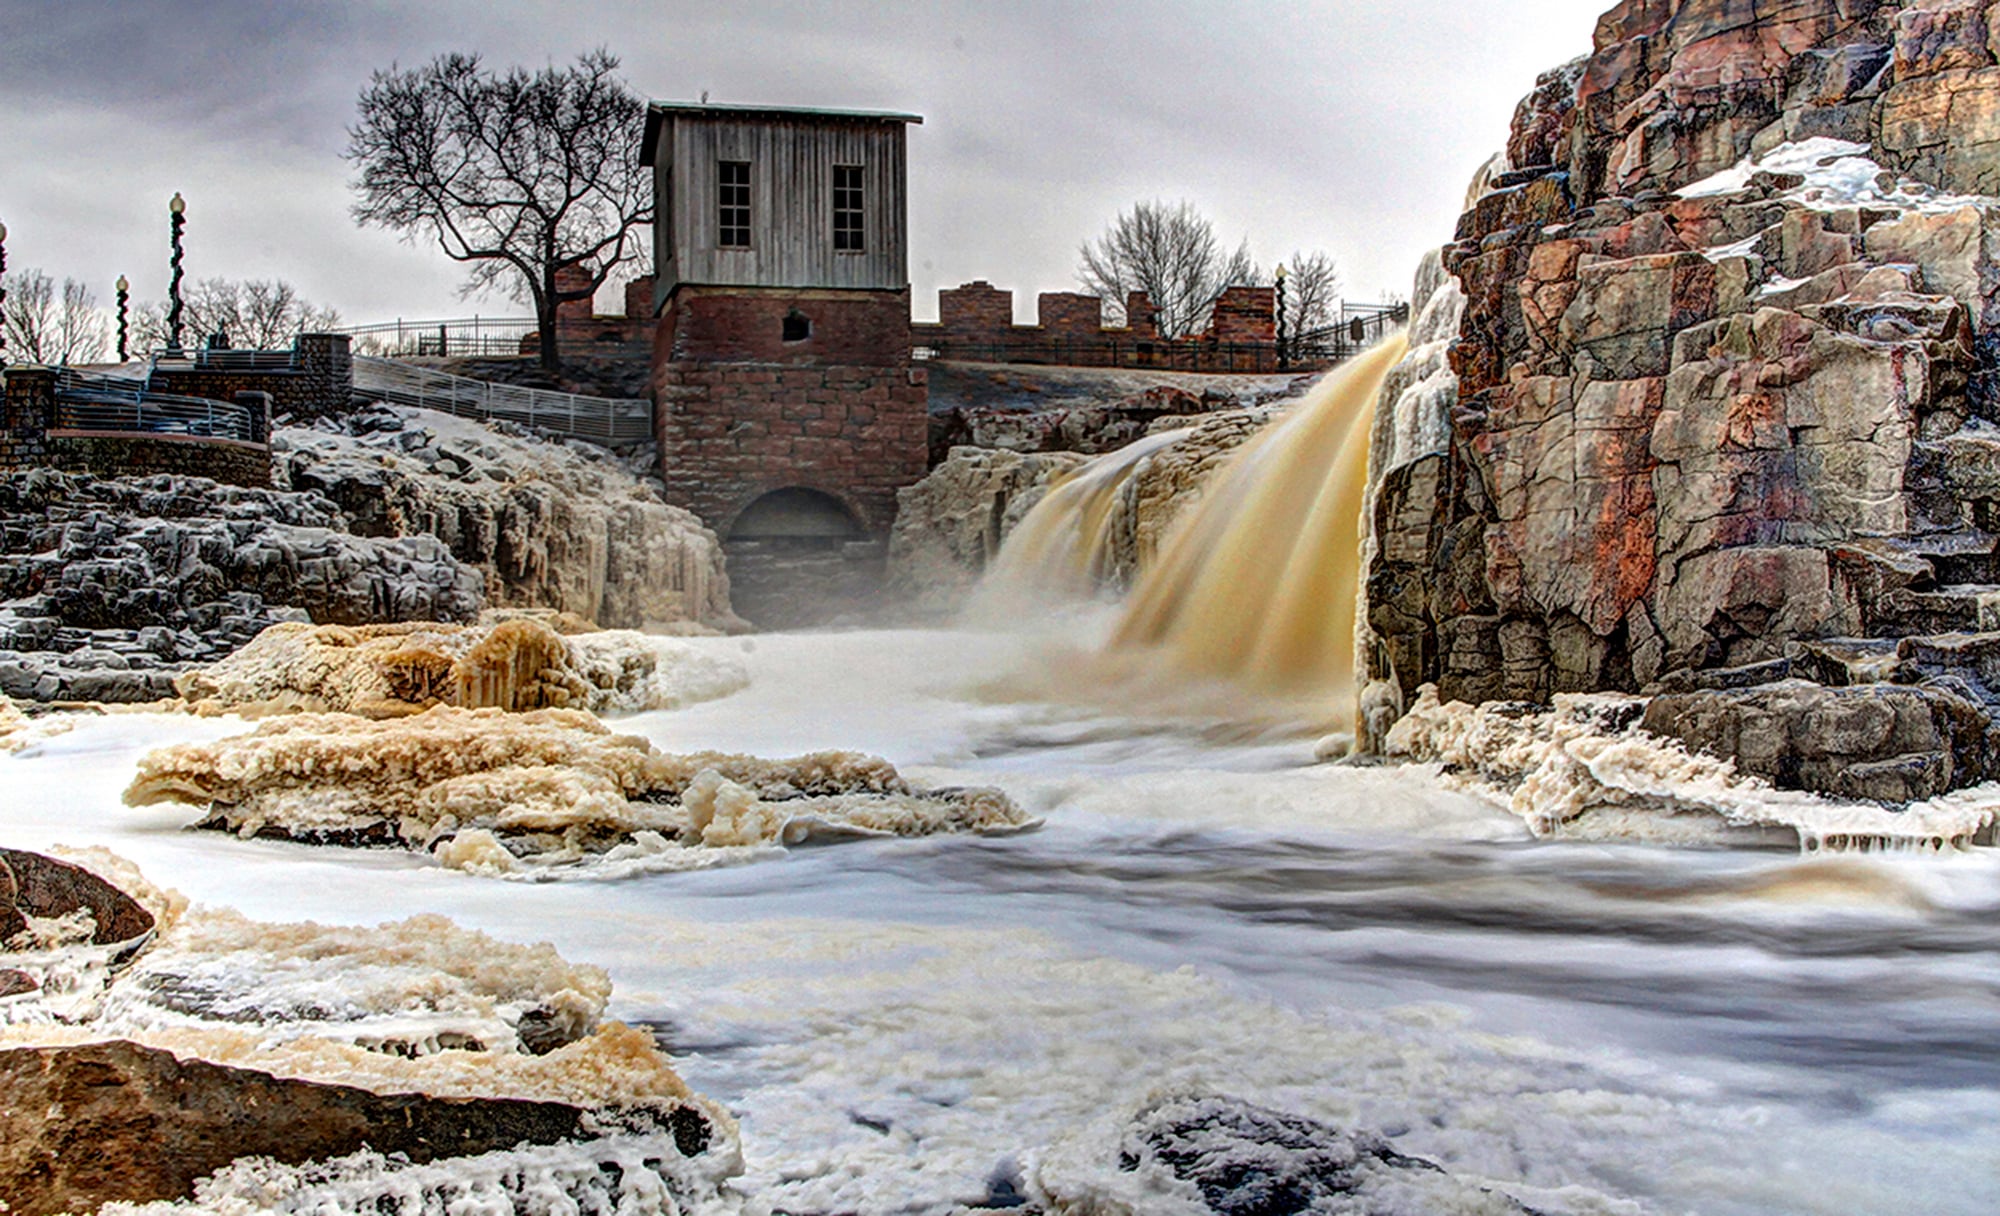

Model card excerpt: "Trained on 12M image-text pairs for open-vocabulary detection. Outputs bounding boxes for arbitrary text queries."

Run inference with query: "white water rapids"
[9,620,2000,1214]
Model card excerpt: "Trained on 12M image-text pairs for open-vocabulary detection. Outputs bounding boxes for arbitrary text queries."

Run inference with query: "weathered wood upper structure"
[642,102,921,308]
[644,100,930,582]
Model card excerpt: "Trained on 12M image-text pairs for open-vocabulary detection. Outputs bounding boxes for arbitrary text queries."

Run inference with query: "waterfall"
[975,336,1410,730]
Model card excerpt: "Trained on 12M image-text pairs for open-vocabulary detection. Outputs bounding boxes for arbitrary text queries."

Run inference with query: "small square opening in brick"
[782,310,812,343]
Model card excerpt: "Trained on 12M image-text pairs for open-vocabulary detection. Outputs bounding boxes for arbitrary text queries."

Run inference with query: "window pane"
[719,161,750,248]
[833,164,864,253]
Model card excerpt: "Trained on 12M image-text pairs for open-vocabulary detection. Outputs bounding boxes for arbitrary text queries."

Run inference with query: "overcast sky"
[0,1,1607,327]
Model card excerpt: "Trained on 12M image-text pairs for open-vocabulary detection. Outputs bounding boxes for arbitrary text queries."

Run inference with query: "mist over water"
[973,337,1410,735]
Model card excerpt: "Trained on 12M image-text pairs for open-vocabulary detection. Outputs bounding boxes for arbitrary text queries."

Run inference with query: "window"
[718,160,751,248]
[783,309,811,342]
[833,164,864,252]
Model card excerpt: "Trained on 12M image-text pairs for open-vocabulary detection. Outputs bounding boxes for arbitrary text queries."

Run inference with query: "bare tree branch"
[345,48,653,369]
[1277,249,1342,341]
[2,270,109,364]
[1077,201,1262,339]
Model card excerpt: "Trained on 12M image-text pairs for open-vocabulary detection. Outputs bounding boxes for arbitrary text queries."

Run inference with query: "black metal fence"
[336,317,537,359]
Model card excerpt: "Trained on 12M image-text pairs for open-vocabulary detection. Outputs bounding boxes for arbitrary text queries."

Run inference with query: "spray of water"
[976,336,1410,732]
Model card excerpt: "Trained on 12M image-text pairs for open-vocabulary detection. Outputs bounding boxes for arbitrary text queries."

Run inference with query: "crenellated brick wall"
[912,280,1288,371]
[652,286,929,536]
[1208,286,1277,342]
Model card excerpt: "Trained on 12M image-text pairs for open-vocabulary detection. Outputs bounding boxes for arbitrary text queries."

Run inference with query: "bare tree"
[2,269,109,364]
[1077,200,1260,339]
[345,48,652,370]
[131,277,341,351]
[1276,249,1342,342]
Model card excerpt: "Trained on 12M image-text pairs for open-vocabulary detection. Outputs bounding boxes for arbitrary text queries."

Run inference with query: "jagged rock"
[1363,0,2000,722]
[0,1039,622,1215]
[928,385,1214,463]
[277,405,736,631]
[887,446,1088,611]
[0,468,483,702]
[1641,678,1994,801]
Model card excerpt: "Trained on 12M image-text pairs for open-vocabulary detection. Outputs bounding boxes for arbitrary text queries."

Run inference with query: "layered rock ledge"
[1364,0,2000,806]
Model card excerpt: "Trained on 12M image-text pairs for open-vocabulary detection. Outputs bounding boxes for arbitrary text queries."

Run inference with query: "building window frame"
[832,163,865,253]
[718,160,752,249]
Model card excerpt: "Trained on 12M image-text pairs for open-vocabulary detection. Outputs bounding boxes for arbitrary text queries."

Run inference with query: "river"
[9,622,2000,1214]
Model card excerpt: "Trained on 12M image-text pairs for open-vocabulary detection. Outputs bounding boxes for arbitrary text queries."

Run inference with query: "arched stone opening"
[727,486,864,541]
[723,487,884,630]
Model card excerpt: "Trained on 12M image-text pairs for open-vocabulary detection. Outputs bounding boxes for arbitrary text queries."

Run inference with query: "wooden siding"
[653,114,908,302]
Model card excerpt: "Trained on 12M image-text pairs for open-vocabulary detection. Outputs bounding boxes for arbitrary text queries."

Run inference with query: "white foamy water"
[10,624,2000,1214]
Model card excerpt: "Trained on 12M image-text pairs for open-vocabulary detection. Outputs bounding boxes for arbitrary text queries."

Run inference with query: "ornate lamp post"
[1273,262,1288,371]
[115,275,130,361]
[0,218,9,365]
[166,192,187,353]
[0,218,9,364]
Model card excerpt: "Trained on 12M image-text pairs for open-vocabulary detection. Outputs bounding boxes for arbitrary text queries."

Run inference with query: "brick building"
[643,102,927,543]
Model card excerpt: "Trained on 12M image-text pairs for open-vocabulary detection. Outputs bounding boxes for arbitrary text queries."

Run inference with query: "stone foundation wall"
[45,433,270,488]
[2,369,272,488]
[653,286,929,535]
[149,334,352,422]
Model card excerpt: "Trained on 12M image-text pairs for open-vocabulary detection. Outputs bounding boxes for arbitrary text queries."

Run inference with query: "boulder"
[0,1039,638,1216]
[1641,678,1993,801]
[1035,1094,1532,1216]
[0,846,156,950]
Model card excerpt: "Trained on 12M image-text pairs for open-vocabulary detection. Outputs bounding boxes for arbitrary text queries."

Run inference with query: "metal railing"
[336,317,537,359]
[51,370,258,442]
[150,347,298,372]
[350,356,651,445]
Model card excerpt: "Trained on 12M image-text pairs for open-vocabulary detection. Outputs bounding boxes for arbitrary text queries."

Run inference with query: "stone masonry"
[652,285,929,535]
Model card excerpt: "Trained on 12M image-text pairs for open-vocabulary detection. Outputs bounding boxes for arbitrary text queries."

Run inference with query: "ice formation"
[1384,685,2000,850]
[95,1130,752,1216]
[0,691,72,753]
[0,848,744,1214]
[1677,136,1991,213]
[176,615,749,719]
[124,706,1034,876]
[276,404,739,632]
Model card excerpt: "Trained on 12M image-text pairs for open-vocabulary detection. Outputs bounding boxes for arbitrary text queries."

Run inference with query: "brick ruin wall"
[652,286,929,535]
[913,281,1283,370]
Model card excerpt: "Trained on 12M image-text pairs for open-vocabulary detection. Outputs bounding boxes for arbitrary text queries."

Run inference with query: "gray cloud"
[0,0,1608,328]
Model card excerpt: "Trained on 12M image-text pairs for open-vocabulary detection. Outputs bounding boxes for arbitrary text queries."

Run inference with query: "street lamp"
[1273,262,1288,371]
[115,275,131,361]
[167,192,187,353]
